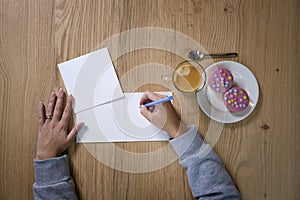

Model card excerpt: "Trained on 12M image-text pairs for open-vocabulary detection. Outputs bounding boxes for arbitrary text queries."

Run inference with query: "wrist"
[35,151,57,160]
[167,122,188,139]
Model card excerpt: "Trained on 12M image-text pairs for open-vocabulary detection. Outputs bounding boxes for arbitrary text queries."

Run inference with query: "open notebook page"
[76,92,171,143]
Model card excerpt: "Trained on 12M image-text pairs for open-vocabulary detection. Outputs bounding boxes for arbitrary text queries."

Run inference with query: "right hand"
[139,91,188,138]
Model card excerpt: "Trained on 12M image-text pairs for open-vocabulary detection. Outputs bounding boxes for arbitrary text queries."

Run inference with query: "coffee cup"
[162,61,206,93]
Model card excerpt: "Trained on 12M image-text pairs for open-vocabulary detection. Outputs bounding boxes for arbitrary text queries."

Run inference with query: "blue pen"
[141,96,173,108]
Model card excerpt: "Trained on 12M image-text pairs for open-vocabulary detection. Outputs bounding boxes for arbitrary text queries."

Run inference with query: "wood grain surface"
[0,0,299,199]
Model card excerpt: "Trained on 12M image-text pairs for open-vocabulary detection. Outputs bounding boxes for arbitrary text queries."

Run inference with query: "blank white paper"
[76,92,172,143]
[58,47,124,113]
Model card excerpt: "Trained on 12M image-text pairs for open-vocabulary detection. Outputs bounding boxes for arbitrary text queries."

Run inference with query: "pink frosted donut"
[223,87,249,112]
[208,67,233,93]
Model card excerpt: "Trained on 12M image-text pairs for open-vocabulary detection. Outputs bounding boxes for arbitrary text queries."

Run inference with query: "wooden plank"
[0,0,55,199]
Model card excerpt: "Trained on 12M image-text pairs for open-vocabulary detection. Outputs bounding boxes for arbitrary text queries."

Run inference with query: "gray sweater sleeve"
[33,154,78,200]
[169,126,241,200]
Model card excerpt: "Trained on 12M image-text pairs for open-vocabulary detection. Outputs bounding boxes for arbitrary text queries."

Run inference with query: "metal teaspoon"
[188,50,238,60]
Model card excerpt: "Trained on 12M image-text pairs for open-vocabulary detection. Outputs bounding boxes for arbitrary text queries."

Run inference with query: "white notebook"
[58,47,170,143]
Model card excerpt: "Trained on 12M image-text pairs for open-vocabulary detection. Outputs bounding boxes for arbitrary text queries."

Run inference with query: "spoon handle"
[204,53,238,57]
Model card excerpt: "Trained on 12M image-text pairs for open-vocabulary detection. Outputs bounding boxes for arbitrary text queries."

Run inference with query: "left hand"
[35,88,84,160]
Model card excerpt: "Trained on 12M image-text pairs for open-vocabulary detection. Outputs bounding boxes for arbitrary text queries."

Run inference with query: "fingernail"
[38,101,43,109]
[50,92,55,100]
[58,88,64,97]
[78,122,85,129]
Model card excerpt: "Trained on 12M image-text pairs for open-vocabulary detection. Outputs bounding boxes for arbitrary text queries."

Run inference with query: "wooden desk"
[0,0,299,199]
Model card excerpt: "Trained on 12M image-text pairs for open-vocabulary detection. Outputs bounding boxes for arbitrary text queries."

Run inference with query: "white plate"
[197,61,259,123]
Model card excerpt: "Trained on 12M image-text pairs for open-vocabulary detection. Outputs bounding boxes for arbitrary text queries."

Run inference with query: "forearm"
[33,155,78,200]
[169,126,241,199]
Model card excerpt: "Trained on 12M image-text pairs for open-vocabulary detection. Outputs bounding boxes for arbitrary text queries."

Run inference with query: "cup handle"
[161,74,172,81]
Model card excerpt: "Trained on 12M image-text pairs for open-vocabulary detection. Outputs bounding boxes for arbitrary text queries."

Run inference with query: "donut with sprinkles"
[208,67,233,93]
[223,87,249,112]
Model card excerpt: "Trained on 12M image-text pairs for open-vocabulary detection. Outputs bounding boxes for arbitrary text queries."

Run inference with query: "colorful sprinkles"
[208,67,233,93]
[223,87,249,112]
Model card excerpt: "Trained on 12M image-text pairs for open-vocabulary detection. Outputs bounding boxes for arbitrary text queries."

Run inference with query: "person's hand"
[36,88,84,160]
[140,91,188,138]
